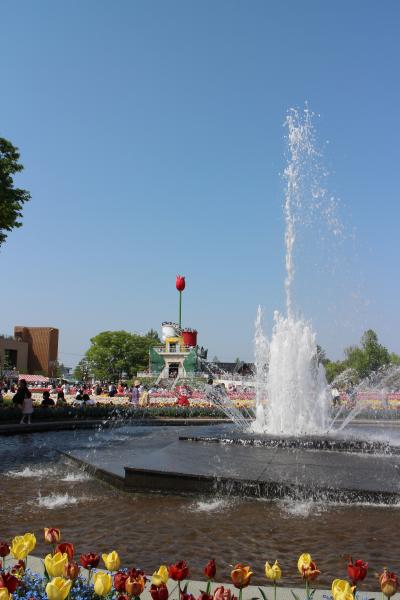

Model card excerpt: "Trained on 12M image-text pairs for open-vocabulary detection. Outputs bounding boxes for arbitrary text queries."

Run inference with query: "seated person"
[56,391,67,406]
[41,391,55,407]
[81,393,96,406]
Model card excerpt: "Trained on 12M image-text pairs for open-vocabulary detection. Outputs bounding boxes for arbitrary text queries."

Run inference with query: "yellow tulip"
[102,551,121,571]
[10,533,37,560]
[265,560,282,582]
[93,572,112,596]
[45,552,69,578]
[332,579,356,600]
[152,565,169,586]
[297,554,320,581]
[45,577,72,600]
[0,589,10,600]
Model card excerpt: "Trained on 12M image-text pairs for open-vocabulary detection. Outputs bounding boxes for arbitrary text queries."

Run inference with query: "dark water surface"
[0,424,400,588]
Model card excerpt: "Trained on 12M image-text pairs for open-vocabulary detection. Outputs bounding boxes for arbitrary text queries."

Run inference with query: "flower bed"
[0,530,397,600]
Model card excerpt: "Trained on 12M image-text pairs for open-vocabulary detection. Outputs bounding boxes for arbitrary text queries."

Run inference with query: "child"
[20,390,34,425]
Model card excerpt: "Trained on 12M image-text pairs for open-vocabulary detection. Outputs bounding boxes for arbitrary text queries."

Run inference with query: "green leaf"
[291,591,301,600]
[258,588,269,600]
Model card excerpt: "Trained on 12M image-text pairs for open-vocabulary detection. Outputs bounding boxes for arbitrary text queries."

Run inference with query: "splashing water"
[252,107,337,435]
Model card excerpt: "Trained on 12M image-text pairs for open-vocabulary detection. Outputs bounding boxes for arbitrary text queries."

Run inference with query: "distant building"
[0,335,28,373]
[14,326,59,377]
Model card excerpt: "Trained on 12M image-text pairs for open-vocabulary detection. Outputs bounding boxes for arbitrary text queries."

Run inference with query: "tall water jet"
[253,108,332,435]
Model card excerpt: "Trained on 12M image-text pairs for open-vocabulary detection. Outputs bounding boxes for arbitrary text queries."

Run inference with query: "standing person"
[139,385,150,407]
[13,379,29,408]
[20,390,34,424]
[331,386,340,407]
[131,380,140,406]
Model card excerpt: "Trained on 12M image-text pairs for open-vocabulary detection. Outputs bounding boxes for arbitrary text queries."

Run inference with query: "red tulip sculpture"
[176,275,185,328]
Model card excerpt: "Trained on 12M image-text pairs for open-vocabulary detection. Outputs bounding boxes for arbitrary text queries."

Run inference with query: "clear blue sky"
[1,0,399,367]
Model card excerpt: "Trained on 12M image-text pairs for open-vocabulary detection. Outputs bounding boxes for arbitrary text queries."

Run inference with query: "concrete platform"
[63,424,400,503]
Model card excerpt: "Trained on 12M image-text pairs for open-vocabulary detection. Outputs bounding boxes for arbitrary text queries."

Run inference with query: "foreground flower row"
[0,530,398,600]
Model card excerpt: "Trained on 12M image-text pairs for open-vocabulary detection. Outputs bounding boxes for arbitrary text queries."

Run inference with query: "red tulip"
[117,595,130,600]
[180,593,195,600]
[204,560,216,580]
[56,543,74,561]
[0,543,10,558]
[150,584,169,600]
[79,553,100,569]
[44,528,61,544]
[11,561,25,576]
[168,561,189,581]
[176,276,185,292]
[0,573,22,593]
[347,558,368,584]
[198,594,213,600]
[64,561,80,581]
[114,572,129,592]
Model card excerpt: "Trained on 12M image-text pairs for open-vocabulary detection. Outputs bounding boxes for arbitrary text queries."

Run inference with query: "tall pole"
[179,291,182,329]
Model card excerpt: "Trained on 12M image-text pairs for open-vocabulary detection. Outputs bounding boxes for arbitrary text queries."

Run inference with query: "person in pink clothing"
[20,390,34,425]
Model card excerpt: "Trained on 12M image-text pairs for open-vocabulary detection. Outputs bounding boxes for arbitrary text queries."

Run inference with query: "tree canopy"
[84,330,160,381]
[0,138,31,247]
[323,329,393,383]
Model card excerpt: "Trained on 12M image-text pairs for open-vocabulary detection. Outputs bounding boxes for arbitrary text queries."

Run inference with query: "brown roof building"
[14,326,59,377]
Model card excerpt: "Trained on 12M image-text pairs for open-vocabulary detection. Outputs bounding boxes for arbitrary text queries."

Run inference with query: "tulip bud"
[204,560,216,580]
[44,529,61,544]
[380,568,398,598]
[0,543,10,558]
[213,587,235,600]
[176,276,185,292]
[64,561,80,581]
[93,572,112,597]
[150,584,169,600]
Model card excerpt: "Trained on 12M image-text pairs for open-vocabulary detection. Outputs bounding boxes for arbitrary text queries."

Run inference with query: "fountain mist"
[253,108,332,435]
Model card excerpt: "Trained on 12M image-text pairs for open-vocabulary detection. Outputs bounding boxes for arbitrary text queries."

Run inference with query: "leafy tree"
[0,138,31,247]
[345,329,390,379]
[390,352,400,366]
[145,329,161,342]
[73,358,91,382]
[324,360,347,384]
[85,330,159,381]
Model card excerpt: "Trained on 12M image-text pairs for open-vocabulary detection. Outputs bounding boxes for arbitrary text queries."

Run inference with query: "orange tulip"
[230,564,253,589]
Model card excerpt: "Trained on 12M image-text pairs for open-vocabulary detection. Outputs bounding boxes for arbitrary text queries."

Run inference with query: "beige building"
[0,336,28,373]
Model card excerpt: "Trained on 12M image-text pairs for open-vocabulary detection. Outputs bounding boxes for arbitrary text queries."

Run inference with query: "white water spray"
[253,108,332,435]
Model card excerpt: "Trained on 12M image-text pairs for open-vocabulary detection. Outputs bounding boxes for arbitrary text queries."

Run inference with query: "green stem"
[239,590,243,600]
[179,292,182,329]
[178,580,181,600]
[274,581,276,600]
[206,581,211,596]
[306,579,309,600]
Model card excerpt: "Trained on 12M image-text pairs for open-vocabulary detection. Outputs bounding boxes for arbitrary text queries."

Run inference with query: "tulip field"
[0,531,398,600]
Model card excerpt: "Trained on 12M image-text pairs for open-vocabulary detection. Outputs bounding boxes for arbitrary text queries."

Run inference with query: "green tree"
[0,138,31,247]
[73,358,91,382]
[145,329,161,342]
[390,352,400,366]
[345,329,390,379]
[85,330,159,381]
[324,360,347,384]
